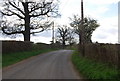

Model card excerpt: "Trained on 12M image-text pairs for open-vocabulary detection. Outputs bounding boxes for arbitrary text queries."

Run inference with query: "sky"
[0,0,119,44]
[118,1,120,43]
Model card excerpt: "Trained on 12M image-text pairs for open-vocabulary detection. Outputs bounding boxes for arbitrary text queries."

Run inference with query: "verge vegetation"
[72,50,119,80]
[3,48,58,67]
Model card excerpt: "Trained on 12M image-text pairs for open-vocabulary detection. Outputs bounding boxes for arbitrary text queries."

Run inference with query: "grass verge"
[72,50,119,80]
[3,49,58,67]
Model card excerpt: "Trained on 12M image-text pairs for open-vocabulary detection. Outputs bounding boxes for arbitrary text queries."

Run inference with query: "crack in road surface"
[3,50,81,79]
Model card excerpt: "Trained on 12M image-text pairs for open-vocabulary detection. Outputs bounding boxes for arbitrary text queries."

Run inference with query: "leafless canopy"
[70,15,99,43]
[57,25,75,47]
[0,0,59,41]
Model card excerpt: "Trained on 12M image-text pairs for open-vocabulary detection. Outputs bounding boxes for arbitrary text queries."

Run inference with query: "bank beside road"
[72,50,119,80]
[3,48,58,67]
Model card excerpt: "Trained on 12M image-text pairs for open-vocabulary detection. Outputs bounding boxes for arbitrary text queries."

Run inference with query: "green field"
[3,49,58,67]
[72,50,119,80]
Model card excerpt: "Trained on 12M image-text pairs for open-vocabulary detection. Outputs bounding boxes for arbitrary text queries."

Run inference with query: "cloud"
[92,16,118,43]
[59,0,118,43]
[84,7,109,20]
[31,36,52,44]
[119,2,120,43]
[85,0,119,5]
[0,32,52,44]
[58,0,118,25]
[0,0,118,44]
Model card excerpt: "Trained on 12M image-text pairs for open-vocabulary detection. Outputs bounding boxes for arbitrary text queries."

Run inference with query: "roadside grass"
[0,55,1,69]
[72,50,119,80]
[3,49,58,67]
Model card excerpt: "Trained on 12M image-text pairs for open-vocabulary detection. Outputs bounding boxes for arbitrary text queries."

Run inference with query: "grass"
[0,55,1,68]
[3,48,58,67]
[72,50,119,80]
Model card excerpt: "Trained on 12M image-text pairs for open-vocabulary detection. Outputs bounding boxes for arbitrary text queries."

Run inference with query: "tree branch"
[2,27,24,35]
[29,3,46,13]
[29,10,50,17]
[30,29,44,34]
[0,11,13,16]
[5,9,24,19]
[29,1,53,13]
[9,2,25,15]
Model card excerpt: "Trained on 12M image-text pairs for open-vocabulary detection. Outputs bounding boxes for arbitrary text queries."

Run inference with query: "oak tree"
[70,15,99,43]
[57,25,75,48]
[0,0,59,41]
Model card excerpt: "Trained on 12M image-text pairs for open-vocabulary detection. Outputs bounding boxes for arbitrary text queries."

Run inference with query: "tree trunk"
[24,2,30,41]
[63,40,65,48]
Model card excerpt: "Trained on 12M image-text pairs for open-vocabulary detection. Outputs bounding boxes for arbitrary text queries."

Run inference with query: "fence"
[79,43,120,68]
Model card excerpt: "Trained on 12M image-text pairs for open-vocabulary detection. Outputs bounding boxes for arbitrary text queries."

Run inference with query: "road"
[3,50,81,79]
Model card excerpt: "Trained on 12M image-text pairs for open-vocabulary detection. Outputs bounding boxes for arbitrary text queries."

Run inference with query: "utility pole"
[81,0,84,20]
[79,0,85,57]
[52,21,55,44]
[81,0,84,43]
[79,0,84,44]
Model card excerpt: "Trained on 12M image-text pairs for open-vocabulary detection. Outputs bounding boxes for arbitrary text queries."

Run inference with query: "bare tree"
[0,0,59,41]
[67,32,76,46]
[57,25,74,48]
[70,15,99,43]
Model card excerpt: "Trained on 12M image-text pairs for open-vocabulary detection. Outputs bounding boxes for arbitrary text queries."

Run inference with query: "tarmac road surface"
[3,50,81,79]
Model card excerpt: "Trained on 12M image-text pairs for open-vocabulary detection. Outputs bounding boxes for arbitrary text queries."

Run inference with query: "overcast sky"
[0,0,119,44]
